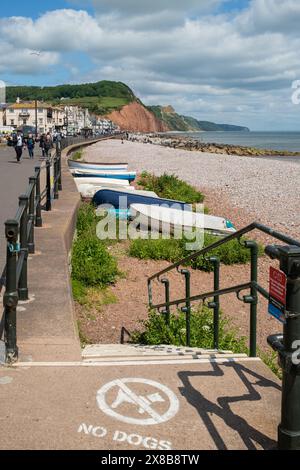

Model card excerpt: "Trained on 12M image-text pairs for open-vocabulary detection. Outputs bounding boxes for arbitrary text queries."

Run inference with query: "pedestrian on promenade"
[14,131,24,163]
[39,133,46,158]
[27,133,35,159]
[44,133,53,158]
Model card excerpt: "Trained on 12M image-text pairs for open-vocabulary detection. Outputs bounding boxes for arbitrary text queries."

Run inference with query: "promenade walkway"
[0,144,40,271]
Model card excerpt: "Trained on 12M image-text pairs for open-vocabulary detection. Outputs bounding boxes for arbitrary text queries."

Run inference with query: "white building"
[4,102,65,133]
[64,106,92,134]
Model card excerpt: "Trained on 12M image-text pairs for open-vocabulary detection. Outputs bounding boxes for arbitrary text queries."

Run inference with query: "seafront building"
[3,101,65,134]
[0,100,117,135]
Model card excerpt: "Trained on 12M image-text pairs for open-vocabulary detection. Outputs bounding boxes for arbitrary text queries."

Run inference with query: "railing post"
[147,279,153,308]
[208,257,220,350]
[18,195,29,301]
[35,166,43,227]
[266,245,300,450]
[161,278,171,326]
[53,156,59,200]
[46,159,52,211]
[28,177,36,254]
[3,219,19,363]
[57,142,62,191]
[180,269,191,347]
[245,241,258,357]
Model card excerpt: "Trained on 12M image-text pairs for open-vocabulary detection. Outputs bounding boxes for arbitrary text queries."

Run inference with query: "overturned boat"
[68,160,128,171]
[73,177,130,188]
[130,204,236,236]
[70,168,136,182]
[93,188,189,210]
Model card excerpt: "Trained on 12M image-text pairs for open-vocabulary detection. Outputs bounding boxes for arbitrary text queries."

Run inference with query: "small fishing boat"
[68,160,128,171]
[70,168,136,182]
[77,184,136,199]
[93,189,188,209]
[73,177,130,188]
[130,204,236,236]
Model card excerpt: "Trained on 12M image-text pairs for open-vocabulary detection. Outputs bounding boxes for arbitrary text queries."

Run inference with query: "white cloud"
[237,0,300,35]
[1,2,300,129]
[91,0,221,15]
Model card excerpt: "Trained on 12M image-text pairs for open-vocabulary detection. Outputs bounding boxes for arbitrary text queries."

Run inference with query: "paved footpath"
[0,356,281,450]
[0,145,41,272]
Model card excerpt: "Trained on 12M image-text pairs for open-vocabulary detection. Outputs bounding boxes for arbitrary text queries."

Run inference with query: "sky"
[1,0,300,130]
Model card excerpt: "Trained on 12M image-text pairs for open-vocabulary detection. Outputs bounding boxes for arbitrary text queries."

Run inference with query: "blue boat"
[92,189,190,210]
[71,169,136,182]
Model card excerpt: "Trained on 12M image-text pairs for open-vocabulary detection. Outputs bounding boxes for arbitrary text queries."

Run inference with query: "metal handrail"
[148,222,300,359]
[149,222,300,281]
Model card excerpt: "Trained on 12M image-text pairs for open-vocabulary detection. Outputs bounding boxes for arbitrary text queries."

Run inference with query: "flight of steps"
[82,344,249,365]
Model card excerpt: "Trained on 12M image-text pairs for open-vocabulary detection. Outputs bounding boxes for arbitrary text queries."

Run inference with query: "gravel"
[84,140,300,238]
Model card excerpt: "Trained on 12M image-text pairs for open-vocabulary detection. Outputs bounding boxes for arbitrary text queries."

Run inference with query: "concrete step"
[81,343,248,363]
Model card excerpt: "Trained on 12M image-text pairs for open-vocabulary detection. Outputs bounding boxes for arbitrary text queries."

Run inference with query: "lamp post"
[35,99,38,138]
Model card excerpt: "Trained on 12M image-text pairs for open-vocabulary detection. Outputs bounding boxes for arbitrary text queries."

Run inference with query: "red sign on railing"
[269,267,287,306]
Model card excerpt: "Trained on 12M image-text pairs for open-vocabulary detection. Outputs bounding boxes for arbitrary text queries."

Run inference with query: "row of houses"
[0,100,117,134]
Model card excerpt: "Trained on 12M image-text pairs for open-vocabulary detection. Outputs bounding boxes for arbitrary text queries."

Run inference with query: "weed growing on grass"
[131,306,248,354]
[72,233,118,287]
[138,172,205,204]
[129,234,262,272]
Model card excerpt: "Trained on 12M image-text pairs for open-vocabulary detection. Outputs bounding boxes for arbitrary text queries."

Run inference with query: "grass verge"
[138,172,205,204]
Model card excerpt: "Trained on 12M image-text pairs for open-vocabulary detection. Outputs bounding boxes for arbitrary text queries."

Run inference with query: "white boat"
[130,204,236,236]
[77,184,136,198]
[68,160,128,171]
[73,177,130,187]
[70,168,136,181]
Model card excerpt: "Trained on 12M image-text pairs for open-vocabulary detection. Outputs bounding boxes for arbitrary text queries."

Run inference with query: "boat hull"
[68,160,128,171]
[77,184,136,198]
[71,169,136,182]
[131,204,236,236]
[93,189,188,209]
[73,177,130,187]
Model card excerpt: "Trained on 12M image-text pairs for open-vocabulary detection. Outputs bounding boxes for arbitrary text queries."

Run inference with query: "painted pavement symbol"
[96,378,180,426]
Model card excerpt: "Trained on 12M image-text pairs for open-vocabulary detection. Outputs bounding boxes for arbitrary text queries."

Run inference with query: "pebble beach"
[83,139,300,238]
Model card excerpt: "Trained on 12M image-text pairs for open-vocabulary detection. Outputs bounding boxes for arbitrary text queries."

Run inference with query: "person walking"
[14,131,24,163]
[43,133,53,159]
[27,133,35,159]
[39,133,46,159]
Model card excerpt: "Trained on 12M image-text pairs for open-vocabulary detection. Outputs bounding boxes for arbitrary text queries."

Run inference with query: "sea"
[176,131,300,154]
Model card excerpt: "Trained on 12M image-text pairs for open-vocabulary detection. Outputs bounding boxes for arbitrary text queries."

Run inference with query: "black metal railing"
[0,134,116,362]
[148,222,300,356]
[148,222,300,450]
[0,142,63,362]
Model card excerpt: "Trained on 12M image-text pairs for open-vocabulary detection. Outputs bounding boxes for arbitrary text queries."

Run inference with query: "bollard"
[266,245,300,450]
[3,220,19,362]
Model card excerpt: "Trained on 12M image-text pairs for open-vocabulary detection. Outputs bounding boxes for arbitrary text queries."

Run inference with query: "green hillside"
[6,81,135,115]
